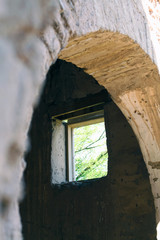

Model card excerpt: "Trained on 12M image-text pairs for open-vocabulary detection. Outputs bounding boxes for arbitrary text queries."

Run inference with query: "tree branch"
[76,151,107,180]
[75,130,106,153]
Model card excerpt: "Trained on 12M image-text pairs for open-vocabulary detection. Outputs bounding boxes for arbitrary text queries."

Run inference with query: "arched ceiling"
[59,31,160,101]
[59,30,160,223]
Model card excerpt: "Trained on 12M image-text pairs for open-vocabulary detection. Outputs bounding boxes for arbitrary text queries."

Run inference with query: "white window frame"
[67,115,105,182]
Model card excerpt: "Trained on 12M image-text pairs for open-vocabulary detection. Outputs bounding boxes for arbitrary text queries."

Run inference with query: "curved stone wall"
[1,0,160,239]
[59,30,160,224]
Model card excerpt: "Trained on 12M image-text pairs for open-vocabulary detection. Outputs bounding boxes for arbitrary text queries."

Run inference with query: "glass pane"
[74,122,108,181]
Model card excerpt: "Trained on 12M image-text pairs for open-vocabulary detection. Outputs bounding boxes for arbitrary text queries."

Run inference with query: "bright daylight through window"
[71,121,108,181]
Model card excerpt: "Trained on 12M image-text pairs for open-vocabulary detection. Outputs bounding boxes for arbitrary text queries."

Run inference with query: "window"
[66,112,108,182]
[51,111,108,184]
[51,110,108,184]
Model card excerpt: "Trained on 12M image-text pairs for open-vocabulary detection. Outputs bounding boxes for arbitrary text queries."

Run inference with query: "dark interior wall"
[104,102,156,239]
[21,60,156,240]
[45,60,105,105]
[20,95,53,240]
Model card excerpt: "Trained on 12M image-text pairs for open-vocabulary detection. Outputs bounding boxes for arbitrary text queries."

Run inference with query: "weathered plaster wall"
[1,0,160,239]
[0,0,61,239]
[51,120,66,184]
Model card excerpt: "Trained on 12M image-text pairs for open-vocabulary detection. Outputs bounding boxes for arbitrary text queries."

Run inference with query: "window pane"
[74,122,108,181]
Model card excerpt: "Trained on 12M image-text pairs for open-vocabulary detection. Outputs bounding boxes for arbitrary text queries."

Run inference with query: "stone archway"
[21,59,156,240]
[1,1,160,240]
[59,30,160,223]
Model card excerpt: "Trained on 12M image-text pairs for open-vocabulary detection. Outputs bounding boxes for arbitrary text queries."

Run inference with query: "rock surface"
[1,0,160,239]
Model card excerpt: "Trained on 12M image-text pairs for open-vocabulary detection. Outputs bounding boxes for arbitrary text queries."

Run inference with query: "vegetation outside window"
[67,118,108,181]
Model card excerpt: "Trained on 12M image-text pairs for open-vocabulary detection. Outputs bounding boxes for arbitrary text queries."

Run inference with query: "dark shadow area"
[20,59,156,240]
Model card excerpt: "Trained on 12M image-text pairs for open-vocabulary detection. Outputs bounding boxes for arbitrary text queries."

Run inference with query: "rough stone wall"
[1,0,160,239]
[104,101,156,240]
[0,1,59,239]
[51,120,66,184]
[58,29,160,228]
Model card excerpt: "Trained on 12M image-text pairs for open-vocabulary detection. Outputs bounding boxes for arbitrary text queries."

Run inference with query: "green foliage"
[74,122,108,181]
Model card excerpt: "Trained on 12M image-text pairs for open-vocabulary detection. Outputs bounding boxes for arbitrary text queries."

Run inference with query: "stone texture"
[59,29,160,227]
[0,1,59,239]
[51,120,66,184]
[1,0,160,239]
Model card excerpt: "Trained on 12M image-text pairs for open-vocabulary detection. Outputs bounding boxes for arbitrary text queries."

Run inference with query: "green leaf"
[74,122,108,181]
